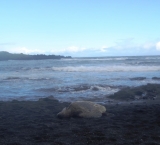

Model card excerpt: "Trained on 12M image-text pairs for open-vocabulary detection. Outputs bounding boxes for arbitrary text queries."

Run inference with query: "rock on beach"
[57,101,106,118]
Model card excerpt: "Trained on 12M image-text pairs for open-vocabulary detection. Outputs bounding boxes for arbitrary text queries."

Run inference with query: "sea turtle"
[57,101,106,118]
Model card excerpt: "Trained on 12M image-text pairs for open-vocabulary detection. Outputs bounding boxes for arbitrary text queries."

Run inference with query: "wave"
[144,56,160,60]
[52,66,160,72]
[28,77,51,80]
[37,85,120,93]
[90,85,116,91]
[4,77,21,80]
[21,67,50,71]
[126,61,160,66]
[3,76,51,81]
[71,57,129,61]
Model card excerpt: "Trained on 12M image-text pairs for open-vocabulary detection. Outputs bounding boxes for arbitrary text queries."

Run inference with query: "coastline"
[0,84,160,145]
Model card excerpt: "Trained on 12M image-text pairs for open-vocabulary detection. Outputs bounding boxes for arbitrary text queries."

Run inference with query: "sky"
[0,0,160,57]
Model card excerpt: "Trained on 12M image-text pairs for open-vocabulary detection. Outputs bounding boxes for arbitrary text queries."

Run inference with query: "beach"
[0,56,160,144]
[1,1,160,144]
[0,84,160,145]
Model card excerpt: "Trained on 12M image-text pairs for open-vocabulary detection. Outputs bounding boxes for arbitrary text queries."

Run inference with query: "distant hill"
[0,51,71,61]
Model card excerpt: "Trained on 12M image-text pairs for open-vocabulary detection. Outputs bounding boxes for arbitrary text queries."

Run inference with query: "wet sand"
[0,84,160,145]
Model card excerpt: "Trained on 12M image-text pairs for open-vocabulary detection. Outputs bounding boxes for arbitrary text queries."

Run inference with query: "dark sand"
[0,84,160,145]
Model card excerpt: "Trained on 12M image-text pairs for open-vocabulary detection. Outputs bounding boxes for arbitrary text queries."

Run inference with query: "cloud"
[100,46,109,52]
[1,39,160,57]
[156,42,160,51]
[66,46,86,52]
[9,47,45,54]
[51,46,87,54]
[114,38,135,50]
[50,46,108,57]
[49,40,160,57]
[0,42,16,50]
[142,42,155,49]
[112,38,160,52]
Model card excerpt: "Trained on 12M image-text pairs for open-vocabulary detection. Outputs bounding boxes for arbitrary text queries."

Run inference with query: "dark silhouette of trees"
[0,51,71,61]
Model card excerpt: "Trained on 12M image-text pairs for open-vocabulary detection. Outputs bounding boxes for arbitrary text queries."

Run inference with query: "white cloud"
[100,46,109,52]
[51,46,87,54]
[2,39,160,57]
[9,47,45,54]
[114,38,135,50]
[156,42,160,51]
[66,46,86,52]
[143,42,155,49]
[50,40,159,56]
[113,39,160,52]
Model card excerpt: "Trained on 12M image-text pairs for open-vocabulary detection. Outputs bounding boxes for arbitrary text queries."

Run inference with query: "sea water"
[0,56,160,102]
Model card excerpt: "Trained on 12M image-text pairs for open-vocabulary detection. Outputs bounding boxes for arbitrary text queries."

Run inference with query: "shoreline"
[0,84,160,144]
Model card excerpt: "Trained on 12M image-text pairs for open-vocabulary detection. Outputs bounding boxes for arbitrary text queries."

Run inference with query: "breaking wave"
[71,57,129,61]
[3,77,51,81]
[37,85,120,93]
[52,66,160,72]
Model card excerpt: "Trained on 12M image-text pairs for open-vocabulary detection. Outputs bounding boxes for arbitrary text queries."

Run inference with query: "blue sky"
[0,0,160,57]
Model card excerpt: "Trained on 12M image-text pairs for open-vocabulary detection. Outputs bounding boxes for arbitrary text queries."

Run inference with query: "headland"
[0,51,71,61]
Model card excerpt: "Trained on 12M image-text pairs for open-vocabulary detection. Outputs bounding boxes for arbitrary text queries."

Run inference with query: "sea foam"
[52,66,160,72]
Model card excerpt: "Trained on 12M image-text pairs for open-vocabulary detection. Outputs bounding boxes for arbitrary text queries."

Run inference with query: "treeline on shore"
[0,51,71,60]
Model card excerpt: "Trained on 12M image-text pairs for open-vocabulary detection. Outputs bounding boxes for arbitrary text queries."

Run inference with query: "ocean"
[0,56,160,102]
